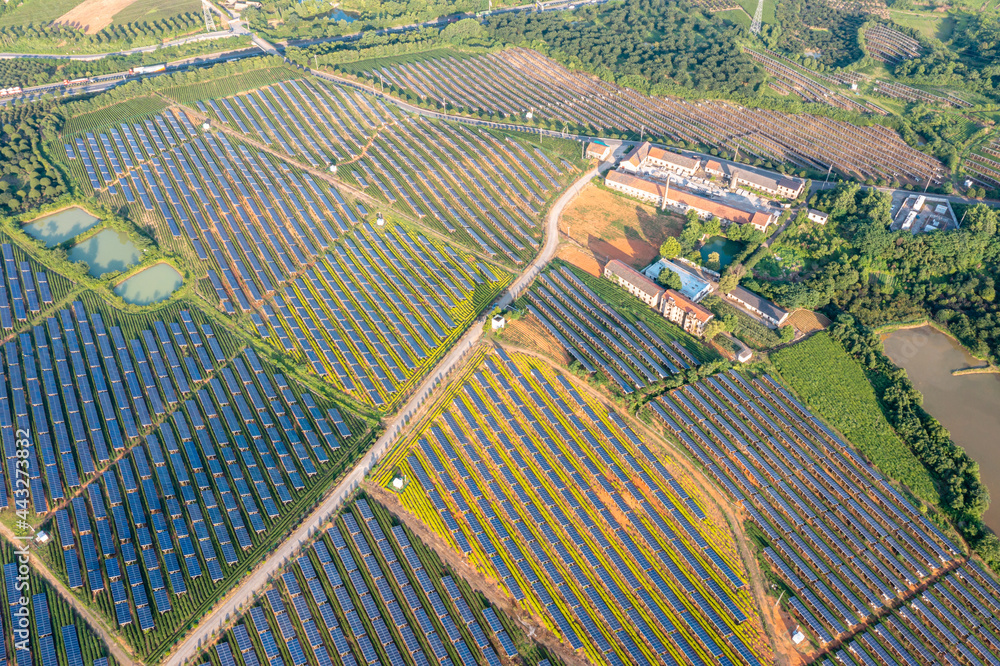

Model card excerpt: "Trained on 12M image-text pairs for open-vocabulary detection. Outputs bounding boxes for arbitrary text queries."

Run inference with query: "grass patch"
[889,9,955,42]
[0,0,83,27]
[771,331,940,504]
[62,95,169,136]
[159,66,298,103]
[111,0,201,25]
[714,7,751,28]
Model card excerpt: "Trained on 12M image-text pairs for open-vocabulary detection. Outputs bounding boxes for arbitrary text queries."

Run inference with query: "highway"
[159,160,606,666]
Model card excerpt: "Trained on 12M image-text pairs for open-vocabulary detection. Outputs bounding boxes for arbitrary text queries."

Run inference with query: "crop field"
[770,332,940,504]
[0,237,76,332]
[1,540,113,666]
[196,497,552,666]
[373,346,770,666]
[15,295,374,660]
[357,47,948,185]
[187,78,578,263]
[649,368,1000,663]
[523,266,707,394]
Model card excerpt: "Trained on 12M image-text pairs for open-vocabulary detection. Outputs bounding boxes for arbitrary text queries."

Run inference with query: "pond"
[882,325,1000,534]
[22,207,100,247]
[114,263,183,305]
[699,236,743,269]
[68,229,142,278]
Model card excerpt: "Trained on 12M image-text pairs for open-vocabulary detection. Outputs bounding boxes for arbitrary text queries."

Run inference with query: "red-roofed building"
[586,142,612,161]
[662,289,714,337]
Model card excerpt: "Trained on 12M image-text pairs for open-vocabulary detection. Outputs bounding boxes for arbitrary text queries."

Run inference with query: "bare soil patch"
[555,244,603,276]
[559,183,683,271]
[494,318,571,367]
[786,309,832,335]
[55,0,140,33]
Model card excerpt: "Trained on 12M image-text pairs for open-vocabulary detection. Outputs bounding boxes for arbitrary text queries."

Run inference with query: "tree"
[779,325,796,343]
[659,236,681,258]
[702,216,722,236]
[656,268,682,291]
[719,263,746,294]
[702,319,726,341]
[707,252,721,271]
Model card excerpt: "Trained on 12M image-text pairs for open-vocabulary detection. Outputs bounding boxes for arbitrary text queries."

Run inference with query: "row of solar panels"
[0,244,53,329]
[473,349,758,665]
[650,370,1000,665]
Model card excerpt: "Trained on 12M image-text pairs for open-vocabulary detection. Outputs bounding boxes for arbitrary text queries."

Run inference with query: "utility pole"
[823,163,833,185]
[924,174,932,193]
[774,590,786,608]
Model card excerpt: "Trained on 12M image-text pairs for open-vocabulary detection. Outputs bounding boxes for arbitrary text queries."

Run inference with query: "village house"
[725,286,789,327]
[620,141,701,177]
[731,168,805,199]
[586,142,613,161]
[807,209,829,225]
[661,289,714,337]
[605,170,667,205]
[603,259,664,308]
[606,170,779,232]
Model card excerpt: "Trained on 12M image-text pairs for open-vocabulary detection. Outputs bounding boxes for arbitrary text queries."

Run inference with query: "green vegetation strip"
[771,331,940,504]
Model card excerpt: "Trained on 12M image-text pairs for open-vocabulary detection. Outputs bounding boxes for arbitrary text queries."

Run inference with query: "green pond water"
[114,263,183,305]
[883,325,1000,534]
[69,229,142,278]
[23,207,100,247]
[699,236,743,268]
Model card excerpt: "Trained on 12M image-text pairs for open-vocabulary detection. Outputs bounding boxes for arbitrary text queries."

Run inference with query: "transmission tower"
[203,0,216,31]
[750,0,763,35]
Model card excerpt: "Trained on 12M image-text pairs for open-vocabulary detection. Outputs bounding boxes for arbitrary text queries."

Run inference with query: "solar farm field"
[523,265,711,394]
[180,77,580,264]
[0,539,113,666]
[195,497,554,666]
[352,47,947,185]
[51,78,549,410]
[650,369,1000,664]
[21,295,375,660]
[0,235,76,333]
[373,346,770,666]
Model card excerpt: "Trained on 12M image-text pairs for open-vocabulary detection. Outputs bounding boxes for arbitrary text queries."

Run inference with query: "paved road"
[161,164,601,666]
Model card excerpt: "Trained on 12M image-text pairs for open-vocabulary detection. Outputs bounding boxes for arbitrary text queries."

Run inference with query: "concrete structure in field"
[586,142,612,161]
[807,209,829,225]
[731,168,805,199]
[605,170,779,232]
[725,286,789,327]
[603,259,663,308]
[661,289,714,337]
[620,141,701,176]
[891,194,958,233]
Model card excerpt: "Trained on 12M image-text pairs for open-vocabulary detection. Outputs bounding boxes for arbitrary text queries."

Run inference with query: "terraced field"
[373,346,769,666]
[23,296,373,659]
[652,369,1000,664]
[354,47,948,185]
[195,497,552,666]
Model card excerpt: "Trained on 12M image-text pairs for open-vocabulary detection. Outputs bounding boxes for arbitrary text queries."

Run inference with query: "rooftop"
[732,168,804,194]
[606,170,667,199]
[605,259,664,298]
[728,285,788,322]
[664,289,714,323]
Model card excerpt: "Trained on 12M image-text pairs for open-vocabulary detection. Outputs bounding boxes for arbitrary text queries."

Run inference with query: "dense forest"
[741,182,1000,365]
[485,0,764,95]
[0,103,68,213]
[764,0,865,67]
